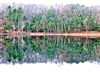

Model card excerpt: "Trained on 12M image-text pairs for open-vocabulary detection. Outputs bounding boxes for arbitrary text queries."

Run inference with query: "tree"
[5,6,24,30]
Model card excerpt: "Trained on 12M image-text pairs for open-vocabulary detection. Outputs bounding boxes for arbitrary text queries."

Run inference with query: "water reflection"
[0,36,100,64]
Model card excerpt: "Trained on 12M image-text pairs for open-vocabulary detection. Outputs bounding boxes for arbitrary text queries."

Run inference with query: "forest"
[0,3,100,33]
[0,3,100,64]
[1,36,100,64]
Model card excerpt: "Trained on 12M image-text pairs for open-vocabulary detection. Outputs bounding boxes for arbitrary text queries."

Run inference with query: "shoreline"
[4,31,100,39]
[30,31,100,38]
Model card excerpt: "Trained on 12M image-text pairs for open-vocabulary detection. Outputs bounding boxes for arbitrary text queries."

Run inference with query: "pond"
[0,4,100,65]
[0,36,100,64]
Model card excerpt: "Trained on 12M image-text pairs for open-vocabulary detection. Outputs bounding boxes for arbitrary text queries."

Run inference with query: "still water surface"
[0,36,100,64]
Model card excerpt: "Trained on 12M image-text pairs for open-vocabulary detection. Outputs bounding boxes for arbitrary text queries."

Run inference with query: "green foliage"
[4,5,24,30]
[97,28,100,32]
[21,4,100,32]
[67,26,71,32]
[2,4,100,64]
[46,10,52,19]
[23,36,100,63]
[3,4,100,32]
[4,38,24,62]
[23,15,41,32]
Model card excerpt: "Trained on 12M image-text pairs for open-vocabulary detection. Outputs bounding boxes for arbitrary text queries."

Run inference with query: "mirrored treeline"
[0,36,100,64]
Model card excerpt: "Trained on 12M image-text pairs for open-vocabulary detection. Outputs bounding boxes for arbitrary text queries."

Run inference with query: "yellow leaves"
[83,46,88,52]
[77,42,81,45]
[32,24,36,28]
[94,46,100,55]
[67,25,71,32]
[94,13,100,24]
[32,40,37,46]
[68,37,70,44]
[77,24,81,28]
[83,17,88,25]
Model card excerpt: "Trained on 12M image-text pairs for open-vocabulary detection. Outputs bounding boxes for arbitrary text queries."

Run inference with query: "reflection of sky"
[0,0,100,6]
[0,61,100,72]
[0,0,100,72]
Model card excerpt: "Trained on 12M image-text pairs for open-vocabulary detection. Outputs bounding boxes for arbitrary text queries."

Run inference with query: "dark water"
[0,36,100,64]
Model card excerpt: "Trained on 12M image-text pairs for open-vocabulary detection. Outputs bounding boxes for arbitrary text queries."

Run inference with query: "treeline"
[3,5,27,30]
[1,36,100,63]
[23,10,95,33]
[23,36,100,63]
[3,38,25,62]
[1,4,100,33]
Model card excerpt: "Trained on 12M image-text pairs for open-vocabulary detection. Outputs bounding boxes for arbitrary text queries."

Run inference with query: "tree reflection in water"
[0,36,100,64]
